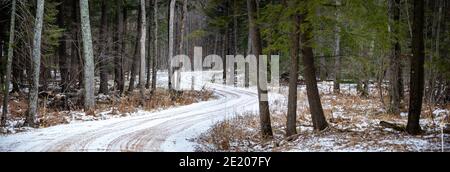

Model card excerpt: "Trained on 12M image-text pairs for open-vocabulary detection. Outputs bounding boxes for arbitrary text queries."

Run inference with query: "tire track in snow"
[0,82,259,152]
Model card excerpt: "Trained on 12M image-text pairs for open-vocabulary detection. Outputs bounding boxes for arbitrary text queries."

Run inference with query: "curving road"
[0,78,260,152]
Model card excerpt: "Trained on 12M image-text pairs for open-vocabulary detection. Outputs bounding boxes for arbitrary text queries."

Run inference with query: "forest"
[0,0,449,152]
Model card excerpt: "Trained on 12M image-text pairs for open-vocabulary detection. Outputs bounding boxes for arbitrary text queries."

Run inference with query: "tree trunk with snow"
[2,0,17,127]
[80,0,96,112]
[26,0,45,127]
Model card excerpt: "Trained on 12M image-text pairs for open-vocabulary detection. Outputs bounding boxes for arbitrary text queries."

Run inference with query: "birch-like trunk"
[168,0,176,90]
[139,0,146,89]
[26,0,45,127]
[80,0,96,112]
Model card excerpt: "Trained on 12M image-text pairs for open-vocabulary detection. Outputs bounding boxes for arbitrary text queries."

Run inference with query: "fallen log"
[380,121,405,132]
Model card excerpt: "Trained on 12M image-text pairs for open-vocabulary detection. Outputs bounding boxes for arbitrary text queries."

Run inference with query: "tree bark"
[115,0,125,94]
[98,0,109,95]
[26,0,45,127]
[129,8,142,92]
[333,0,341,94]
[247,0,273,139]
[57,0,70,93]
[2,0,16,127]
[168,0,176,90]
[286,13,301,137]
[139,0,147,90]
[151,0,158,93]
[299,11,329,131]
[387,0,402,116]
[406,0,425,135]
[146,0,153,89]
[80,0,96,112]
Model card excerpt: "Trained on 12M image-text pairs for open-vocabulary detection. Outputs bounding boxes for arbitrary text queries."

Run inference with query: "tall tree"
[333,0,341,94]
[151,0,158,93]
[179,0,188,54]
[57,0,69,93]
[146,0,153,89]
[139,0,147,89]
[387,0,402,116]
[406,0,425,135]
[299,3,328,131]
[26,0,45,127]
[2,0,17,127]
[98,0,109,95]
[114,0,125,94]
[247,0,273,139]
[129,8,142,92]
[80,0,96,112]
[168,0,176,91]
[286,12,301,137]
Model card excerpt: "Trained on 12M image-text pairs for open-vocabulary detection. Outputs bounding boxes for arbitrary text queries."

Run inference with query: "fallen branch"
[380,121,405,132]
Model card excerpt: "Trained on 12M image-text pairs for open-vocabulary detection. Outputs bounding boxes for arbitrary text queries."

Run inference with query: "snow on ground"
[0,71,261,152]
[195,79,450,152]
[1,71,448,152]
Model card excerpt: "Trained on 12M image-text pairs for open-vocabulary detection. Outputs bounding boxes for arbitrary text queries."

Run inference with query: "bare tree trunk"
[138,0,147,105]
[80,0,96,112]
[2,0,16,127]
[129,8,142,92]
[387,0,401,116]
[286,13,301,137]
[179,0,187,54]
[115,0,125,94]
[299,11,328,131]
[57,0,69,93]
[233,0,238,55]
[71,0,82,90]
[139,0,147,90]
[333,0,341,94]
[151,0,158,93]
[247,0,273,139]
[245,29,252,88]
[98,0,109,95]
[168,0,176,91]
[146,0,153,89]
[26,0,45,127]
[406,0,425,135]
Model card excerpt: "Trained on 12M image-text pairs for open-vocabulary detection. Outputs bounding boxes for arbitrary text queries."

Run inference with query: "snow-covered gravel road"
[0,74,260,152]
